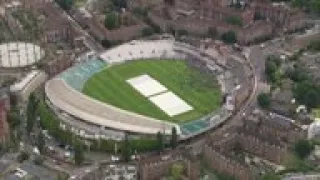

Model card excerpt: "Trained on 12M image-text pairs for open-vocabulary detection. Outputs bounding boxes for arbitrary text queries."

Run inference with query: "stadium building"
[45,40,236,140]
[0,42,44,68]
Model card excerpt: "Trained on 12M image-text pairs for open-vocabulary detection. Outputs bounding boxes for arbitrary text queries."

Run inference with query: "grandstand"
[45,40,232,140]
[59,60,107,91]
[100,40,178,64]
[180,118,209,135]
[46,78,179,135]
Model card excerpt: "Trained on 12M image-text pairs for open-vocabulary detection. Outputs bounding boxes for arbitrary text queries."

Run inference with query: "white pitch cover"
[149,91,193,117]
[126,74,167,97]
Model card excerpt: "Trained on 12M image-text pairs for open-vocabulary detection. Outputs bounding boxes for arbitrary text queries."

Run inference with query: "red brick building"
[138,149,200,180]
[204,144,254,180]
[21,0,77,45]
[243,110,307,145]
[149,0,308,45]
[202,108,304,180]
[252,1,309,33]
[73,9,148,42]
[204,130,290,180]
[40,3,76,45]
[200,3,255,25]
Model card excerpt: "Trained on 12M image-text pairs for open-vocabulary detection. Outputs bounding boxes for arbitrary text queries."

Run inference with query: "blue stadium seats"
[60,60,107,91]
[180,116,210,135]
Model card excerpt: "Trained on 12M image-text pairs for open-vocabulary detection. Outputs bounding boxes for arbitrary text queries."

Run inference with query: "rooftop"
[10,70,41,92]
[0,42,44,68]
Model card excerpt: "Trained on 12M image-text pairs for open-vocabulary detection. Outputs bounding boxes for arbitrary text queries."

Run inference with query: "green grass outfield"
[82,60,221,123]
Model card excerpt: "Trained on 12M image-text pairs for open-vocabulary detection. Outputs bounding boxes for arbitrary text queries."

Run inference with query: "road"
[223,45,263,126]
[180,45,264,150]
[222,46,262,128]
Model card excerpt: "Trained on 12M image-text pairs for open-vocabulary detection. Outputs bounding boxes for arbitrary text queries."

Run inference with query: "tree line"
[35,97,179,164]
[262,49,320,111]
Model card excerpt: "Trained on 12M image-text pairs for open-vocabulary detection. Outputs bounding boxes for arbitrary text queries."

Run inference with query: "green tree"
[33,155,44,165]
[133,7,148,18]
[265,55,282,84]
[141,27,154,36]
[17,151,29,163]
[310,0,320,14]
[7,109,21,129]
[307,40,320,52]
[292,0,305,8]
[74,143,84,165]
[292,0,320,14]
[121,134,131,162]
[267,55,282,67]
[285,67,310,82]
[284,153,315,172]
[232,142,242,154]
[208,27,217,39]
[294,140,314,159]
[101,39,112,48]
[104,12,118,30]
[254,11,265,21]
[56,173,63,180]
[36,132,45,153]
[261,173,281,180]
[221,31,237,44]
[111,0,127,9]
[156,132,164,153]
[293,81,320,109]
[56,0,73,11]
[303,90,320,109]
[170,163,184,180]
[177,29,188,37]
[225,16,243,27]
[26,93,38,134]
[265,60,277,76]
[170,127,178,149]
[257,93,271,109]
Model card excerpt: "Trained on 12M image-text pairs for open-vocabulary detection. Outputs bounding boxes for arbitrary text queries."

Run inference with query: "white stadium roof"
[10,70,40,92]
[99,40,177,64]
[45,79,180,135]
[0,42,44,68]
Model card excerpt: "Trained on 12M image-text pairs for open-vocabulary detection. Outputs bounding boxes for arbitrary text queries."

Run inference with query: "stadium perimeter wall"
[45,40,231,140]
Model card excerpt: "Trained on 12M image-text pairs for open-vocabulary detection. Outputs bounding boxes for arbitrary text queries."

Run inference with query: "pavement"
[231,46,260,123]
[206,45,263,137]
